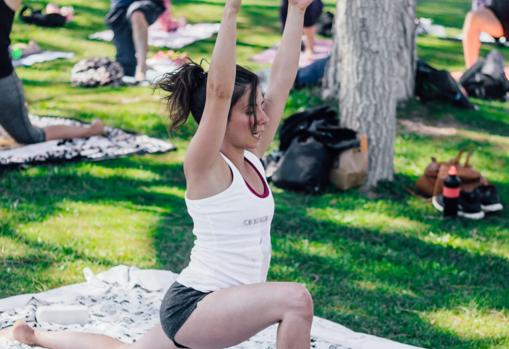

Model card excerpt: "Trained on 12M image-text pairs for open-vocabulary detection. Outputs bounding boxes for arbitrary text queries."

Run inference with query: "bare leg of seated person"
[43,119,105,141]
[462,7,504,68]
[131,11,149,82]
[0,321,178,349]
[303,26,316,60]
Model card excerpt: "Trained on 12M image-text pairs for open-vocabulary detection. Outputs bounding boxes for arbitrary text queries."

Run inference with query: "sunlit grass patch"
[356,279,418,298]
[306,207,428,234]
[421,305,509,340]
[423,232,509,259]
[76,165,161,181]
[18,201,160,264]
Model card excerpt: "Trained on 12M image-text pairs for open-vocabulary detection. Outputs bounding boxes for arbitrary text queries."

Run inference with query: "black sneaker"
[432,190,485,220]
[478,185,503,213]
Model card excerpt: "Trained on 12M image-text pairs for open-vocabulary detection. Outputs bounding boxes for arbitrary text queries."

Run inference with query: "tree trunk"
[395,0,417,102]
[322,0,416,188]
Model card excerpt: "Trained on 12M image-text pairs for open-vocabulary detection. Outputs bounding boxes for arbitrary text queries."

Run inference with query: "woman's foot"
[88,119,105,137]
[12,321,36,345]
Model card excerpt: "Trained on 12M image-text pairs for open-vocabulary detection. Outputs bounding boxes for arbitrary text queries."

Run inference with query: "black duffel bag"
[415,59,474,109]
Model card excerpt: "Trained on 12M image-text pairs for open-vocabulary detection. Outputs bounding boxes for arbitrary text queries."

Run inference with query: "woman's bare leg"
[463,8,504,68]
[1,321,176,349]
[174,282,314,349]
[43,119,105,141]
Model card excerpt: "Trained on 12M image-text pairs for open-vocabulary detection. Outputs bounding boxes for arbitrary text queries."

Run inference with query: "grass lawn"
[1,0,509,348]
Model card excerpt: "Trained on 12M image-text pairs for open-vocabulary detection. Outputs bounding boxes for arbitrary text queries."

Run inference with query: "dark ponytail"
[157,60,260,132]
[157,60,207,131]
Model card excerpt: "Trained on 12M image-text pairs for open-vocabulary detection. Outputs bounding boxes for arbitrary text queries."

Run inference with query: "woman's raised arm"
[254,0,313,157]
[184,0,241,175]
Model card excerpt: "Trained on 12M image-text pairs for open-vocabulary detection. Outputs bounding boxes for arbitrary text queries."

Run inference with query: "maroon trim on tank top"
[244,157,269,198]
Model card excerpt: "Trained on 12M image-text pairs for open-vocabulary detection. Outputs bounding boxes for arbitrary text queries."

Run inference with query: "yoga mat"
[12,51,74,67]
[0,116,175,168]
[0,265,425,349]
[89,23,220,49]
[250,39,333,68]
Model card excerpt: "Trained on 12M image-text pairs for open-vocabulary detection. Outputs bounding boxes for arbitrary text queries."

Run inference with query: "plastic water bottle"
[443,166,461,217]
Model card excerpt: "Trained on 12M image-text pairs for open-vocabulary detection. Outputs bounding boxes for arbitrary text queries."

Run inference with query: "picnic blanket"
[0,116,175,168]
[12,51,74,67]
[89,23,220,49]
[0,265,425,349]
[250,39,333,68]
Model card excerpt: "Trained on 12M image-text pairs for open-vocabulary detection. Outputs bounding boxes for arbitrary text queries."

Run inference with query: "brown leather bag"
[416,150,484,197]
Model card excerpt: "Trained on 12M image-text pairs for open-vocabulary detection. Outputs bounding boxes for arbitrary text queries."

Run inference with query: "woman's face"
[225,86,269,150]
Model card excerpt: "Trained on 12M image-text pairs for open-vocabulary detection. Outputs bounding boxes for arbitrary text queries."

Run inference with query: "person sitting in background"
[280,0,323,59]
[463,0,509,67]
[0,0,104,145]
[106,0,165,82]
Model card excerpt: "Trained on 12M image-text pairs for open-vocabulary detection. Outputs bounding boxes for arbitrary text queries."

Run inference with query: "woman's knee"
[283,283,314,320]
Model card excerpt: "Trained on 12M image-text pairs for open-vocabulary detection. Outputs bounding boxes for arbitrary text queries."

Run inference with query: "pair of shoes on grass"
[432,184,503,220]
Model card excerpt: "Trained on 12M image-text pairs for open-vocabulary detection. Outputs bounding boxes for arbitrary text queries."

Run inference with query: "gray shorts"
[159,282,211,348]
[106,0,165,76]
[0,71,45,144]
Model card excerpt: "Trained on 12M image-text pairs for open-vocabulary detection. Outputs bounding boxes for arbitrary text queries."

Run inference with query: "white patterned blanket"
[89,23,220,49]
[12,51,75,67]
[0,266,424,349]
[0,116,175,168]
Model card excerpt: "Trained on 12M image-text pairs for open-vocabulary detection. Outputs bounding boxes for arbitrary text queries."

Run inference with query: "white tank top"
[176,150,275,292]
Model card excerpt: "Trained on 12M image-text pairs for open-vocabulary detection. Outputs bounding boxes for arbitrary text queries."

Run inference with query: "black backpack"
[460,50,509,100]
[20,6,67,28]
[415,59,474,109]
[317,11,334,37]
[270,108,358,194]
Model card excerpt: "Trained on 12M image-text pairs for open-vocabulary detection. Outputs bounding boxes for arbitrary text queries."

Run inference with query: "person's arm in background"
[4,0,22,12]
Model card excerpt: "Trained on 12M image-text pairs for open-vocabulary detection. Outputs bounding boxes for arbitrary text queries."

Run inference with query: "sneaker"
[432,190,485,220]
[478,184,503,213]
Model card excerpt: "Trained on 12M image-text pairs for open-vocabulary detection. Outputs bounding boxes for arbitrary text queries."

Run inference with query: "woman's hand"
[288,0,313,11]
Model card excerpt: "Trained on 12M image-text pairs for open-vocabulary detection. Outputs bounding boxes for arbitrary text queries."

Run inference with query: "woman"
[1,0,104,145]
[2,0,314,348]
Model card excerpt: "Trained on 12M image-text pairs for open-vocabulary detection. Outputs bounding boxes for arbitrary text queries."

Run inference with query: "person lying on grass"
[0,0,315,348]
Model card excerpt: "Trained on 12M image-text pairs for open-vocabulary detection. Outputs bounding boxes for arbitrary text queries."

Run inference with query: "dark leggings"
[0,71,45,144]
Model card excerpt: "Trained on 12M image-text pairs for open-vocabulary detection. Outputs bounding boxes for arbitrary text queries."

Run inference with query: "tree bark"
[395,0,417,102]
[322,0,416,187]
